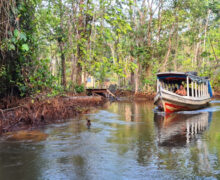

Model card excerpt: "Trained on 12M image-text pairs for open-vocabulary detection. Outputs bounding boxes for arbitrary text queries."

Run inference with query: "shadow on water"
[154,112,212,147]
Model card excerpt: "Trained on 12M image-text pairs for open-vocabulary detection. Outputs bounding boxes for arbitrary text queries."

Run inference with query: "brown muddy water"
[0,100,220,180]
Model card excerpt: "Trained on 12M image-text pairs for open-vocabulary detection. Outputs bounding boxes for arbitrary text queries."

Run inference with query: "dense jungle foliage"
[0,0,219,97]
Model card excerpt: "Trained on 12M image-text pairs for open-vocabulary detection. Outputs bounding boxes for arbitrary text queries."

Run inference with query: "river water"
[0,100,220,180]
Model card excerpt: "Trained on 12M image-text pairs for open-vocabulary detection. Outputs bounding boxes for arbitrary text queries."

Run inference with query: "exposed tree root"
[0,96,106,134]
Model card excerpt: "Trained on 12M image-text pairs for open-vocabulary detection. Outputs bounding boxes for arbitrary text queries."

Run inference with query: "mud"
[213,91,220,98]
[4,130,48,142]
[0,96,106,134]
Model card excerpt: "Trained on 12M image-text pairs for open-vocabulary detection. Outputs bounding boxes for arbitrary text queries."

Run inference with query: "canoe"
[154,72,212,113]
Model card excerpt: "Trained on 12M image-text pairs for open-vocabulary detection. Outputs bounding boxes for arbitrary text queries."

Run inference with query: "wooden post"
[206,82,208,96]
[187,76,189,96]
[200,84,202,97]
[201,83,203,97]
[202,83,203,97]
[200,84,201,97]
[157,79,159,92]
[195,82,197,97]
[191,81,194,97]
[202,83,204,97]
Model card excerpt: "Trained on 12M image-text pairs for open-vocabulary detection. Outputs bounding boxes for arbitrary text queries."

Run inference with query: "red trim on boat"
[164,102,189,113]
[164,77,186,80]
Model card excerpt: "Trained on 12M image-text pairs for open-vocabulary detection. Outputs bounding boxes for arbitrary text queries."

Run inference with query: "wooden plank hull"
[154,89,211,113]
[161,100,208,113]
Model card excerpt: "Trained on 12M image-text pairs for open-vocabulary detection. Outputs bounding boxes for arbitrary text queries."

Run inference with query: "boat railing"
[157,76,211,99]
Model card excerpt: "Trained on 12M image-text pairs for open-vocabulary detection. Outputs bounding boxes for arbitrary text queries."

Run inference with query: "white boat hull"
[154,89,211,113]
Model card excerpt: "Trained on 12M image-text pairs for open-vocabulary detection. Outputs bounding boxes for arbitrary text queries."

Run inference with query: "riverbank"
[1,88,217,135]
[115,90,155,101]
[214,90,220,98]
[0,95,106,134]
[116,89,220,100]
[0,89,157,134]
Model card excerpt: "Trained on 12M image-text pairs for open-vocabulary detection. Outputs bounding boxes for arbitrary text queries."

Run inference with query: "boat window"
[157,73,211,98]
[175,84,187,96]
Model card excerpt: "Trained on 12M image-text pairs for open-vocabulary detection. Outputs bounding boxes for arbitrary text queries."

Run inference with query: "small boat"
[154,72,213,113]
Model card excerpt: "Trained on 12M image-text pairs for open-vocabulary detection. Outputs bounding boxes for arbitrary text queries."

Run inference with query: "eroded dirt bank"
[0,96,106,134]
[213,91,220,98]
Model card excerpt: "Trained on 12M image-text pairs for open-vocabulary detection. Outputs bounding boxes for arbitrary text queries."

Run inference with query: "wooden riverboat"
[154,72,213,113]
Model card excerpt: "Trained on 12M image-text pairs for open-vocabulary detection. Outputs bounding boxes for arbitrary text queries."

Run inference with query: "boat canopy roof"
[157,72,209,84]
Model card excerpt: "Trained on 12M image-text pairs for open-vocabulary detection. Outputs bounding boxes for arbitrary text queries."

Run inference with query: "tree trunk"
[71,54,77,83]
[202,9,211,67]
[130,71,135,90]
[194,41,201,68]
[83,71,87,87]
[173,16,179,71]
[161,23,175,72]
[58,0,66,88]
[134,63,140,94]
[58,41,66,88]
[145,65,151,77]
[147,2,153,46]
[157,0,163,43]
[76,60,82,85]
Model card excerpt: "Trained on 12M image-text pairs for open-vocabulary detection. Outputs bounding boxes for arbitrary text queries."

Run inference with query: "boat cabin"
[156,72,212,98]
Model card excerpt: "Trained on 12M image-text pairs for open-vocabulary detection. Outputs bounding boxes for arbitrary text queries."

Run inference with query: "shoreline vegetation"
[0,89,155,135]
[0,94,106,135]
[1,88,219,135]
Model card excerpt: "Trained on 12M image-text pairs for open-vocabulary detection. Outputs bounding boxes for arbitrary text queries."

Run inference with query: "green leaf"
[20,32,27,41]
[14,29,19,37]
[9,44,15,50]
[21,44,29,51]
[11,37,17,43]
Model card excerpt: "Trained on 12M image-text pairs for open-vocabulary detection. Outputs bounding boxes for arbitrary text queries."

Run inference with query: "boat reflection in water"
[154,112,212,147]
